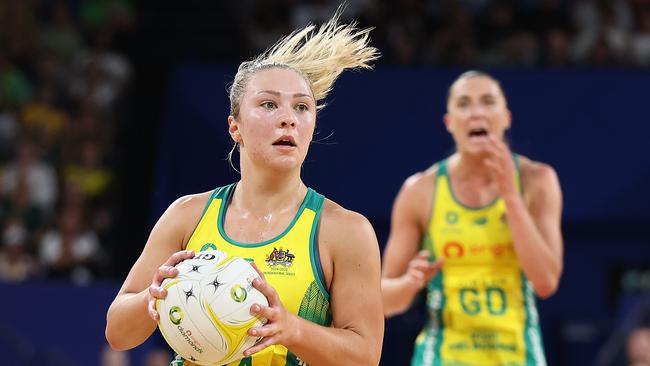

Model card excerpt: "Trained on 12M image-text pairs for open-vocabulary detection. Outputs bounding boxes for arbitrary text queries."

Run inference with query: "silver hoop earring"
[227,142,240,174]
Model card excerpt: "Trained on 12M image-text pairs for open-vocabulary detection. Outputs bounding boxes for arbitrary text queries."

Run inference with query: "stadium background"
[1,1,649,365]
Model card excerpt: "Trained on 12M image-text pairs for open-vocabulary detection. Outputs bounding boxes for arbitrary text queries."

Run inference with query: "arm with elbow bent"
[105,195,203,350]
[382,251,444,317]
[105,288,155,351]
[246,209,384,366]
[483,138,564,299]
[105,249,196,350]
[503,164,563,298]
[381,172,443,317]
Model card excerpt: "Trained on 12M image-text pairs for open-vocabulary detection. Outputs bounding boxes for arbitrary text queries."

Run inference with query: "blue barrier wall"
[0,281,169,365]
[0,281,116,365]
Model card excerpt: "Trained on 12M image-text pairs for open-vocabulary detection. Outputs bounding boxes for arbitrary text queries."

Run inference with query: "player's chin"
[462,145,490,157]
[268,156,304,171]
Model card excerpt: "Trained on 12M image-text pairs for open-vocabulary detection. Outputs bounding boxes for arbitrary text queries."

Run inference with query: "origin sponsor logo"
[443,241,464,258]
[176,325,203,354]
[469,243,514,257]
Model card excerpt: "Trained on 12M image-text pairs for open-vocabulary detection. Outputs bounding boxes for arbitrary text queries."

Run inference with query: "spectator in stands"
[0,104,19,161]
[1,138,58,215]
[38,204,102,284]
[20,82,70,162]
[0,216,38,282]
[0,50,32,106]
[64,138,111,201]
[70,29,131,111]
[39,1,83,64]
[0,168,44,233]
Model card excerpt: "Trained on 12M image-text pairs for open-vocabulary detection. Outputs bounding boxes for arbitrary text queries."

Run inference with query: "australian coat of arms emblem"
[266,247,295,267]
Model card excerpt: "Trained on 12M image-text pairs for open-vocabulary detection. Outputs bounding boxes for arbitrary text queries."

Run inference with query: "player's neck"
[451,152,493,182]
[234,170,307,217]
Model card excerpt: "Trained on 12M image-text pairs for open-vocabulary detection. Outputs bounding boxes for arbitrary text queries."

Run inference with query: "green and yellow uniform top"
[412,157,546,366]
[173,183,331,366]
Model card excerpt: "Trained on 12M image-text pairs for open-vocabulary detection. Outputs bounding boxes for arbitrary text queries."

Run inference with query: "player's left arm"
[246,206,384,366]
[508,162,563,298]
[484,136,563,299]
[485,137,563,298]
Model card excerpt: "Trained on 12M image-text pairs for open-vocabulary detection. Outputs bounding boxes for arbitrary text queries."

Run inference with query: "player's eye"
[483,97,496,105]
[295,103,309,112]
[261,101,276,109]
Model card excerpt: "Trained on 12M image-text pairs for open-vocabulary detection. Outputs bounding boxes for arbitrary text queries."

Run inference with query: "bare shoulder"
[319,199,379,259]
[166,190,213,218]
[171,190,213,212]
[517,156,561,200]
[400,165,439,200]
[518,156,559,187]
[163,190,214,246]
[392,164,440,229]
[312,199,380,289]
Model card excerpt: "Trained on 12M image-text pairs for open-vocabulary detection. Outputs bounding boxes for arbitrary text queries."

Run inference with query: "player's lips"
[272,135,296,147]
[468,128,489,138]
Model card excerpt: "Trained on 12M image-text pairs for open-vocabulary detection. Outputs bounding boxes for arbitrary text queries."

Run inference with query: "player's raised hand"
[483,135,518,199]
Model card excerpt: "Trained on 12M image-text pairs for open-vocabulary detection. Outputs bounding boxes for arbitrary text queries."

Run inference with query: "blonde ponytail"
[229,8,379,116]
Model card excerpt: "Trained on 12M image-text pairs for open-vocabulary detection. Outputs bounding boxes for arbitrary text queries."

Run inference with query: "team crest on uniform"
[266,247,295,267]
[445,211,459,225]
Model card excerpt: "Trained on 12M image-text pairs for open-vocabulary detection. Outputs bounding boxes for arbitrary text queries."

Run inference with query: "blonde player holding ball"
[381,71,564,366]
[105,12,384,366]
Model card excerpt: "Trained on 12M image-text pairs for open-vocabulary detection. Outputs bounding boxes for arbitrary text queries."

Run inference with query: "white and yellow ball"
[156,250,268,365]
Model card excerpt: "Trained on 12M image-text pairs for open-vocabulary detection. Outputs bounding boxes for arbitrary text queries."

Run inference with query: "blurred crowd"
[0,0,133,285]
[234,0,650,67]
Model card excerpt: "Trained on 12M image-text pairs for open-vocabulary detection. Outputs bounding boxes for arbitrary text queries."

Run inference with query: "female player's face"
[445,76,511,155]
[232,68,316,172]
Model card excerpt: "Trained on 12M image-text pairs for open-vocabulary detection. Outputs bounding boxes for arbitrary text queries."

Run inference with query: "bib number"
[459,287,507,316]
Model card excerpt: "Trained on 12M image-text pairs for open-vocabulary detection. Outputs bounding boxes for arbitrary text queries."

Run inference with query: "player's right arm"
[105,194,207,351]
[381,170,443,317]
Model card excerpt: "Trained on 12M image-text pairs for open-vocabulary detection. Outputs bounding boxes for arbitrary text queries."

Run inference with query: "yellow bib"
[413,157,546,366]
[180,184,330,366]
